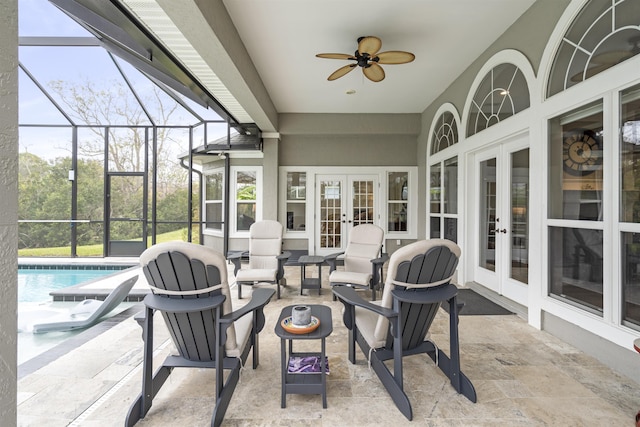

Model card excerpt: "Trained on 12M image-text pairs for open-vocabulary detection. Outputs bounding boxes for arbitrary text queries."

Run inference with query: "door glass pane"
[444,157,458,214]
[549,226,603,315]
[430,217,441,238]
[444,218,457,242]
[511,149,529,284]
[548,102,603,221]
[109,175,144,241]
[479,158,496,272]
[620,85,640,223]
[622,232,640,329]
[320,180,341,249]
[352,180,374,226]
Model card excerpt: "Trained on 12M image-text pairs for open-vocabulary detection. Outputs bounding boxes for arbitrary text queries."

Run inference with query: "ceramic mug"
[291,305,311,326]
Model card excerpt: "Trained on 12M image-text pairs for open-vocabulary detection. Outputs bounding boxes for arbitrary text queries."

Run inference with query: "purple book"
[287,356,329,374]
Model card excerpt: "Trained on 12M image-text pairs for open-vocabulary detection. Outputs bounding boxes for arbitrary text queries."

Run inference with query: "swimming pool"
[18,265,130,303]
[17,265,138,367]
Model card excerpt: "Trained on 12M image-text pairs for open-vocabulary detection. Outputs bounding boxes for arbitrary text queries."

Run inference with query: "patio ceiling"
[56,0,538,132]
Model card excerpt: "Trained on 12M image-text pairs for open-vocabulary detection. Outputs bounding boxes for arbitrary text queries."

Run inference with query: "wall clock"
[562,129,602,175]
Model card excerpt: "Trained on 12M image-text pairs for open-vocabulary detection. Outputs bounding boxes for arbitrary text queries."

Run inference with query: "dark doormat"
[441,289,514,316]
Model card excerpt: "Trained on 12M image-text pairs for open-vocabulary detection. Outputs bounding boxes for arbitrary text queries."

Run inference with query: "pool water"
[18,267,124,303]
[17,266,135,366]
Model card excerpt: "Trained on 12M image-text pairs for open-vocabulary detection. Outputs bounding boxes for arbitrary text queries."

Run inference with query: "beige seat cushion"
[329,270,372,287]
[235,268,277,283]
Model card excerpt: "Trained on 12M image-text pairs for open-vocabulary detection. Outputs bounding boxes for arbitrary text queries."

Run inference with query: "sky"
[18,0,230,159]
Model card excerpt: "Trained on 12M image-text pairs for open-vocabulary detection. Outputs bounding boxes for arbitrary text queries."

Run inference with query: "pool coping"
[17,303,143,379]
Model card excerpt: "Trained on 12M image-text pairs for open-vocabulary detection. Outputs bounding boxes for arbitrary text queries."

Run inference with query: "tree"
[19,74,200,253]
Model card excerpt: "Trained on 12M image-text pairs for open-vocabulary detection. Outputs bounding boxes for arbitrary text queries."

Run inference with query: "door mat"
[441,289,514,316]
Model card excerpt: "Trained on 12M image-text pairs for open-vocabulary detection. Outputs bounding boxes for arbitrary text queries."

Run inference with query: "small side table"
[274,305,333,408]
[298,255,325,295]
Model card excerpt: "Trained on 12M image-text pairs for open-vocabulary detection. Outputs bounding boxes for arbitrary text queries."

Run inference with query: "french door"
[473,137,529,305]
[315,174,378,255]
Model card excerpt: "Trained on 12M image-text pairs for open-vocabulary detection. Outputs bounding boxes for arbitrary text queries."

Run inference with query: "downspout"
[180,158,202,245]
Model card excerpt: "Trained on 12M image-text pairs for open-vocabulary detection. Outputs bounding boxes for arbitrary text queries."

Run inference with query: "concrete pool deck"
[15,260,640,426]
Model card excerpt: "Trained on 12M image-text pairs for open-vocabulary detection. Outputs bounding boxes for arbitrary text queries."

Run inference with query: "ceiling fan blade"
[363,63,385,82]
[591,50,633,65]
[316,53,357,60]
[375,51,415,64]
[569,63,613,82]
[358,36,382,56]
[328,64,357,81]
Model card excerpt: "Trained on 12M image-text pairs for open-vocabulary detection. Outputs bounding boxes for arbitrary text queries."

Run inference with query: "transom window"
[430,111,458,155]
[547,0,640,97]
[467,63,530,137]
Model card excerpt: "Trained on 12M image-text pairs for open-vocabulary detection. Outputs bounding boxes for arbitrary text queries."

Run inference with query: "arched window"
[430,111,458,155]
[466,63,530,137]
[547,0,640,97]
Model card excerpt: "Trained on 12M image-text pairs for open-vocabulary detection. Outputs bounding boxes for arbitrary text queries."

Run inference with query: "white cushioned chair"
[325,223,388,301]
[228,220,290,299]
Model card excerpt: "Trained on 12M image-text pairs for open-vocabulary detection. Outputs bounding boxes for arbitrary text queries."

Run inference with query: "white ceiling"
[221,0,538,115]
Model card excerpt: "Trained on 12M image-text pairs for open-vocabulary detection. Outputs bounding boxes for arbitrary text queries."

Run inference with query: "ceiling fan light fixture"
[345,89,356,95]
[317,36,414,83]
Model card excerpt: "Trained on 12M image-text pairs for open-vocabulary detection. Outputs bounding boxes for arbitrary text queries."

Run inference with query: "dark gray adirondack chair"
[332,239,476,421]
[126,241,275,427]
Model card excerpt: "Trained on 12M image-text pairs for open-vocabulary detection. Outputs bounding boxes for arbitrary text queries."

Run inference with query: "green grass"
[18,229,193,257]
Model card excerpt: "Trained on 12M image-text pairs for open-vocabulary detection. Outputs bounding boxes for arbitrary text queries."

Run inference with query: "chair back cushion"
[140,241,239,361]
[372,239,461,343]
[343,224,384,274]
[248,220,283,270]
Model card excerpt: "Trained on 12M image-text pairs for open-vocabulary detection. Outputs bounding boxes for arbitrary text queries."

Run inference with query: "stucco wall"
[0,0,18,423]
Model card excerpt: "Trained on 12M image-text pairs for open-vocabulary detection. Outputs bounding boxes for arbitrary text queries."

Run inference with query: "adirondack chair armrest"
[227,251,248,275]
[276,251,291,281]
[276,251,291,262]
[220,288,275,324]
[371,253,389,266]
[333,286,397,319]
[324,251,345,273]
[143,293,226,313]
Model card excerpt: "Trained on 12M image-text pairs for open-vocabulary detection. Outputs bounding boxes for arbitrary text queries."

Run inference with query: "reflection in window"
[429,158,458,242]
[388,172,407,232]
[236,171,256,231]
[549,227,603,315]
[548,101,603,221]
[444,157,458,215]
[622,232,640,328]
[286,172,306,231]
[620,85,640,223]
[205,171,223,231]
[511,149,529,284]
[467,63,530,137]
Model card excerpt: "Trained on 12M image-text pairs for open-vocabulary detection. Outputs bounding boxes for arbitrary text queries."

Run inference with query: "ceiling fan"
[570,35,640,82]
[316,36,415,82]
